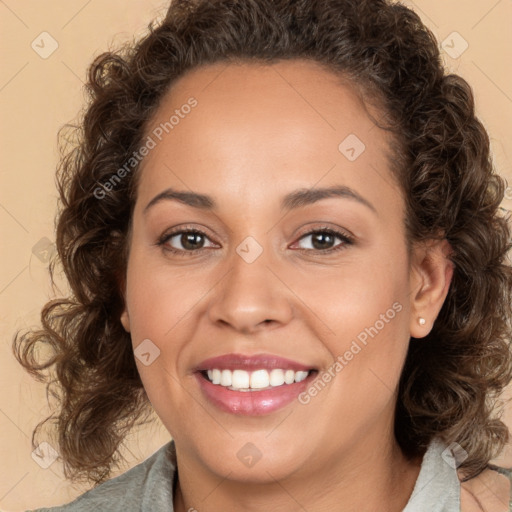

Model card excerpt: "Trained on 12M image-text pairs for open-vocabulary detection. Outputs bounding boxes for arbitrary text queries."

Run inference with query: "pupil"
[312,233,333,250]
[178,232,335,251]
[182,232,203,250]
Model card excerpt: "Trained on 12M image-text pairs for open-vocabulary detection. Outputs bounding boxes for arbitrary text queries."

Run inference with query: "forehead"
[136,59,400,216]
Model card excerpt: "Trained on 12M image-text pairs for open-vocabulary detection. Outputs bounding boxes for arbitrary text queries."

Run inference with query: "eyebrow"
[143,185,377,215]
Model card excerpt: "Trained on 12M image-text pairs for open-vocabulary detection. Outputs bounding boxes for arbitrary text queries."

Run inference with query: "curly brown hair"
[13,0,512,486]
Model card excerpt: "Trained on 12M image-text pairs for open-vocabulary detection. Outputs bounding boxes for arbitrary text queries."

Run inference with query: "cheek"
[307,248,410,398]
[124,249,203,341]
[321,287,408,389]
[301,250,408,342]
[125,260,195,426]
[309,288,409,437]
[123,253,192,390]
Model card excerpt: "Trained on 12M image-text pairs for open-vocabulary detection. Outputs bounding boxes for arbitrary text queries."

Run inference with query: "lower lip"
[195,372,317,415]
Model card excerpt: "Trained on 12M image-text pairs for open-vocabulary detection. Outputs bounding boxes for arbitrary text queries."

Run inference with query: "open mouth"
[199,368,318,392]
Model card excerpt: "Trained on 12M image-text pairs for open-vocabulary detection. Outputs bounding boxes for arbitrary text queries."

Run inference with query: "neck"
[173,435,423,512]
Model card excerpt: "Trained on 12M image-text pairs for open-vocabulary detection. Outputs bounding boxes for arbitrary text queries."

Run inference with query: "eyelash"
[156,226,354,257]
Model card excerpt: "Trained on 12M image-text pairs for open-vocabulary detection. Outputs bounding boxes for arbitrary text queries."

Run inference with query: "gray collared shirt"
[28,437,461,511]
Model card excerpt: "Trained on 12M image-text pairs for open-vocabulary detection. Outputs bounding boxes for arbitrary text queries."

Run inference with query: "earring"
[418,317,426,326]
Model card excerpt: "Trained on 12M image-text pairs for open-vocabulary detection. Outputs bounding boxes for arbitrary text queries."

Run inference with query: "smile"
[194,353,319,415]
[201,368,313,391]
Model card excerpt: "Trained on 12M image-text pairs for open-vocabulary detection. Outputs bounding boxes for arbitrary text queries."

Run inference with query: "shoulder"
[403,437,511,512]
[403,437,461,511]
[25,441,177,512]
[458,466,511,512]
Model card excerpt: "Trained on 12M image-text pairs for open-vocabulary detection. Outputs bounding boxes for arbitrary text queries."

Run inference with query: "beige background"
[1,1,511,510]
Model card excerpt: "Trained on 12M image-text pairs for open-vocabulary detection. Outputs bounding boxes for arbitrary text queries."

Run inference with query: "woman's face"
[120,60,447,482]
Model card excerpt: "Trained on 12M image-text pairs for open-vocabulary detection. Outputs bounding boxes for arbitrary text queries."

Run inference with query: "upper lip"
[194,353,317,372]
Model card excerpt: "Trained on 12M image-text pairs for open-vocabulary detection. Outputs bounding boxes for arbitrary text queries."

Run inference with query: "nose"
[207,243,294,334]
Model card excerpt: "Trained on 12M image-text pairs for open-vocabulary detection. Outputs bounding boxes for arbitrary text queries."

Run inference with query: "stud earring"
[418,317,426,326]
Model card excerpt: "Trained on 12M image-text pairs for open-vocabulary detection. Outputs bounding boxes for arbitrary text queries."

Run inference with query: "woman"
[14,0,512,510]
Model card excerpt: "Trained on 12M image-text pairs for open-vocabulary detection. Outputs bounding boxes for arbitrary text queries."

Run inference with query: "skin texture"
[460,468,511,511]
[120,60,454,512]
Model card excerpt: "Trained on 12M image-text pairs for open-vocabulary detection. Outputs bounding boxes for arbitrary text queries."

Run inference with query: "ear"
[119,278,131,333]
[120,306,131,333]
[116,265,131,333]
[409,238,454,338]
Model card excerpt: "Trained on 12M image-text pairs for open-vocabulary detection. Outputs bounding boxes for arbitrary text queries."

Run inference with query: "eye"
[156,226,354,257]
[157,228,217,255]
[293,228,354,253]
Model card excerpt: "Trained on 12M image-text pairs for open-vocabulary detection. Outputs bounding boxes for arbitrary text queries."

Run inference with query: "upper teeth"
[206,368,310,391]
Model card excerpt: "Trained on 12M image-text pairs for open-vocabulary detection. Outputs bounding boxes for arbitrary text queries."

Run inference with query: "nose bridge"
[207,235,293,332]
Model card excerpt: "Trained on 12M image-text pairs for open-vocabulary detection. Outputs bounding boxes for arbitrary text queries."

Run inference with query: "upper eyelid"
[291,229,353,249]
[159,227,217,247]
[160,226,352,249]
